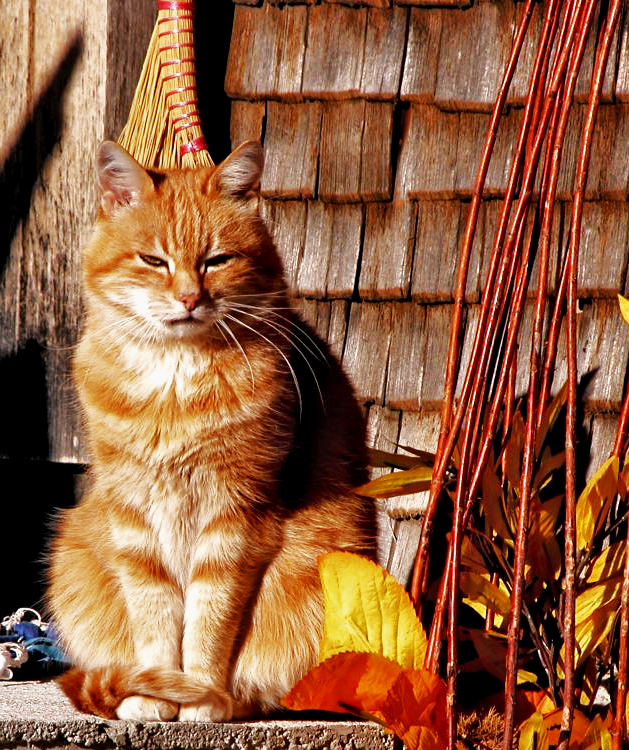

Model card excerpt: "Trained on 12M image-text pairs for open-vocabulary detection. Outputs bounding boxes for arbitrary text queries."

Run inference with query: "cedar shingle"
[225,6,307,99]
[616,10,629,101]
[319,101,364,201]
[412,200,481,302]
[575,4,619,103]
[455,304,480,398]
[455,109,523,198]
[586,104,629,199]
[343,302,393,404]
[328,300,350,360]
[302,5,367,98]
[576,202,629,296]
[552,300,629,409]
[326,0,390,6]
[556,105,584,200]
[434,1,515,112]
[361,7,407,98]
[395,105,459,199]
[400,9,442,102]
[420,305,453,408]
[230,101,265,149]
[260,200,308,290]
[297,203,363,298]
[359,201,415,299]
[395,0,470,6]
[508,2,544,106]
[525,201,563,298]
[261,102,321,199]
[361,102,394,200]
[586,414,621,480]
[385,302,426,410]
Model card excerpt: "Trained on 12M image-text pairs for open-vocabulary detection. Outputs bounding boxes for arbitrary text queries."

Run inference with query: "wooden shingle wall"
[227,0,629,571]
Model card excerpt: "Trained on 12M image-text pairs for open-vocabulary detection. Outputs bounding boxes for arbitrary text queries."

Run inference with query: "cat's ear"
[210,141,264,199]
[96,141,155,215]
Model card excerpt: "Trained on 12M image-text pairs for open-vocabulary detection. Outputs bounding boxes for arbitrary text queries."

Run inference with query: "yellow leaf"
[355,464,432,499]
[584,541,625,585]
[558,599,618,676]
[318,552,428,670]
[619,293,629,326]
[518,712,549,750]
[517,670,539,686]
[460,571,511,616]
[576,456,619,550]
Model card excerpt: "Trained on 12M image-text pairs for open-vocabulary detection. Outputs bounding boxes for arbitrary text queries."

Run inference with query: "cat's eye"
[139,254,168,268]
[203,253,234,271]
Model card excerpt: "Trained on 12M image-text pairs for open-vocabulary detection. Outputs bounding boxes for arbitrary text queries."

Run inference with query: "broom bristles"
[118,1,213,170]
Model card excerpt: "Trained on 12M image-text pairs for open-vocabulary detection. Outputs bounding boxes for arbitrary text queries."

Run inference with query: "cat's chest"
[121,343,205,402]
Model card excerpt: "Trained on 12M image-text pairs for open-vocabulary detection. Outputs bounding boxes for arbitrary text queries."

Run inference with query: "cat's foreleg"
[111,547,184,720]
[178,524,261,722]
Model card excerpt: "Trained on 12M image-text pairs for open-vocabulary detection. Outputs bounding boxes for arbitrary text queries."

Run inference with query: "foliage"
[282,552,448,749]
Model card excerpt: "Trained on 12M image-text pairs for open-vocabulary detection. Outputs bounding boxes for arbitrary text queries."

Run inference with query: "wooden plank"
[302,5,367,98]
[298,202,332,298]
[360,7,407,98]
[508,1,544,106]
[259,199,308,291]
[400,9,442,102]
[395,104,459,199]
[343,302,393,405]
[261,102,321,199]
[585,104,629,200]
[326,0,389,6]
[395,0,470,6]
[525,201,562,298]
[577,202,629,297]
[385,302,426,410]
[359,201,416,299]
[225,6,306,100]
[104,0,155,140]
[319,101,364,202]
[455,108,523,198]
[434,0,515,112]
[552,300,629,410]
[385,519,423,587]
[412,200,481,302]
[420,305,453,409]
[230,101,266,149]
[455,304,480,398]
[557,104,585,200]
[586,413,621,481]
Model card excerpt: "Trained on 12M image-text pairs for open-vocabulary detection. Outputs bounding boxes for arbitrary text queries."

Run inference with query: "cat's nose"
[179,291,201,311]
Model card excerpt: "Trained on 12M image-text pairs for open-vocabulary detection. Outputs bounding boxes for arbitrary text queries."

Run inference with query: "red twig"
[612,381,629,460]
[411,0,537,608]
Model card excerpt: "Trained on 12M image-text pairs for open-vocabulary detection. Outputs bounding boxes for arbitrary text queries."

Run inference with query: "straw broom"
[118,0,213,170]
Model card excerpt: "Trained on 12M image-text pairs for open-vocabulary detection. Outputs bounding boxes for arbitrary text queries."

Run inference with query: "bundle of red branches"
[407,1,627,748]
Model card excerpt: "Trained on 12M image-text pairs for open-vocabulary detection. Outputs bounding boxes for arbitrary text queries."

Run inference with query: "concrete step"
[0,681,395,749]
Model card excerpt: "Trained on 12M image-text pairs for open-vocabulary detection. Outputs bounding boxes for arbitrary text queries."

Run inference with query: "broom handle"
[157,0,211,164]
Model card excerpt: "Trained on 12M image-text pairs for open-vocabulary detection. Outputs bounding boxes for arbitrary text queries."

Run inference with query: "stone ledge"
[0,681,396,750]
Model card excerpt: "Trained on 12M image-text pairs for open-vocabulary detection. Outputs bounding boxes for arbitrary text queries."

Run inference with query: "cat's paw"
[116,695,179,721]
[178,690,233,722]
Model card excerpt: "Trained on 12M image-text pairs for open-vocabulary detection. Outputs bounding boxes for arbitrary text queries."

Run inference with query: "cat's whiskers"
[224,312,303,417]
[215,319,255,396]
[229,303,328,363]
[228,308,324,410]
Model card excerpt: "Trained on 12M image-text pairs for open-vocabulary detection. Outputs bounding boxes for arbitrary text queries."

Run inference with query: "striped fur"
[48,141,376,721]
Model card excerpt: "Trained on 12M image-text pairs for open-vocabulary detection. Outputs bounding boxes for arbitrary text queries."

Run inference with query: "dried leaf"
[355,464,432,499]
[318,552,427,670]
[532,449,565,493]
[575,456,619,551]
[505,411,525,489]
[535,383,567,458]
[581,715,612,750]
[619,293,629,326]
[481,462,512,539]
[367,448,432,471]
[282,652,447,750]
[540,708,590,748]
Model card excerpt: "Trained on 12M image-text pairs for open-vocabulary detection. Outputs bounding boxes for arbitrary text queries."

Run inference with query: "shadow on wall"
[0,36,84,618]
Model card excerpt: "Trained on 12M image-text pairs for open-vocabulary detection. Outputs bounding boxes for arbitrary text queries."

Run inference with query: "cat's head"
[83,140,285,343]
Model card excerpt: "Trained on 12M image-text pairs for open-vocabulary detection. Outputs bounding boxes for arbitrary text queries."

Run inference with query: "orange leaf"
[282,652,447,750]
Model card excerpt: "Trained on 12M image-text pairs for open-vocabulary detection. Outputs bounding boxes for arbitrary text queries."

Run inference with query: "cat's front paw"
[117,695,179,721]
[178,690,233,722]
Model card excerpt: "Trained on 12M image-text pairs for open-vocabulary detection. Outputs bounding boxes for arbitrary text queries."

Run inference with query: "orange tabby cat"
[48,140,375,721]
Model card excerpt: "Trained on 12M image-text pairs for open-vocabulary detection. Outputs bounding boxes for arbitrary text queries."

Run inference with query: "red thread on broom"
[180,136,207,157]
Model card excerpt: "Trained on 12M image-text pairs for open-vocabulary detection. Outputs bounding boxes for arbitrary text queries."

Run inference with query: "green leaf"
[575,456,619,550]
[355,465,432,499]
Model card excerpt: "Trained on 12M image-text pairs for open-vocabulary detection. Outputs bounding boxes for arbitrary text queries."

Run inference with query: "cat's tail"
[57,665,214,719]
